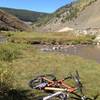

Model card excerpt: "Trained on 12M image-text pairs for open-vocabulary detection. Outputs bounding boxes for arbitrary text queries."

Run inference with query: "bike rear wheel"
[29,74,56,89]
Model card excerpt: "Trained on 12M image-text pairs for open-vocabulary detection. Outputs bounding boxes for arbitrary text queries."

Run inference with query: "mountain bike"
[29,71,99,100]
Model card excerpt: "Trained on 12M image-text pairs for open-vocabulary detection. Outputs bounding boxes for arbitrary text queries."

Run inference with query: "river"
[37,45,100,63]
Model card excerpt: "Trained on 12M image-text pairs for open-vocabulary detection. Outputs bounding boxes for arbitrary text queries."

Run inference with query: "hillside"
[72,0,100,29]
[0,9,32,31]
[34,0,98,32]
[0,7,48,22]
[1,0,99,32]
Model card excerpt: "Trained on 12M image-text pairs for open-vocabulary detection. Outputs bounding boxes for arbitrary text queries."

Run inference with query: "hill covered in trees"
[0,9,32,31]
[0,7,48,22]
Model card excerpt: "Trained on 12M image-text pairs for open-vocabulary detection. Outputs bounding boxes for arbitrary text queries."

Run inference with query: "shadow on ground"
[0,89,45,100]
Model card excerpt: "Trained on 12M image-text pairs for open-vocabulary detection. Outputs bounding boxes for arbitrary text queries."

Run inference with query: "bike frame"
[42,77,77,93]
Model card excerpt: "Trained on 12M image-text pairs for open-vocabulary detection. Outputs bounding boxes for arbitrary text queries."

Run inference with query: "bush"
[0,45,21,62]
[0,62,14,98]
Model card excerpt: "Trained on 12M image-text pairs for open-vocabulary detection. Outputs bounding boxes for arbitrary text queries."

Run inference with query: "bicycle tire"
[86,98,92,100]
[71,94,97,100]
[43,74,56,81]
[29,74,56,89]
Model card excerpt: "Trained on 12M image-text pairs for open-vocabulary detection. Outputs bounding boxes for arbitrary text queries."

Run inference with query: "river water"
[63,45,100,63]
[0,34,99,63]
[38,45,100,63]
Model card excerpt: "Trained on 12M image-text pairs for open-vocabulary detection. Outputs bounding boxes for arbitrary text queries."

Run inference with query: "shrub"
[0,62,14,98]
[0,45,21,62]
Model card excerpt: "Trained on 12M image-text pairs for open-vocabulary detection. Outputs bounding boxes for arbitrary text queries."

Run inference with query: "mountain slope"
[0,7,48,22]
[72,0,100,29]
[0,9,32,31]
[34,0,98,32]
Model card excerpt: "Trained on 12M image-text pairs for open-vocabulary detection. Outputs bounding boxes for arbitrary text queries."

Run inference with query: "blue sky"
[0,0,74,13]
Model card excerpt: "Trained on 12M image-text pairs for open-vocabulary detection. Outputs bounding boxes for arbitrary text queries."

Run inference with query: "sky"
[0,0,74,13]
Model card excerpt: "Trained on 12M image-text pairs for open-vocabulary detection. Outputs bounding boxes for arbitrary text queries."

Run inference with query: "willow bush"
[0,62,14,99]
[0,44,21,62]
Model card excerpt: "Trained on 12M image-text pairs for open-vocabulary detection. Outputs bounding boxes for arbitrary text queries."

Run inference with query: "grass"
[0,32,99,99]
[5,31,96,45]
[13,44,100,92]
[0,43,99,98]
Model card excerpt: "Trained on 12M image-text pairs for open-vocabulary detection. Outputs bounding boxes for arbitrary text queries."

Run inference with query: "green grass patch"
[0,43,99,99]
[10,44,100,95]
[0,44,22,62]
[5,31,95,45]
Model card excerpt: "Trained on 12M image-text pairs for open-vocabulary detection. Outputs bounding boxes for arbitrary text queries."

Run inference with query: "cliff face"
[0,9,32,31]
